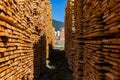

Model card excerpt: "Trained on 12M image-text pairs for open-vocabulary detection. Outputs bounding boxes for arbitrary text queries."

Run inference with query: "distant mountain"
[52,19,64,31]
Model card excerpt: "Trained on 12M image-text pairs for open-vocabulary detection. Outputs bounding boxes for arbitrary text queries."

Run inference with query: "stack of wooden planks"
[0,0,54,80]
[65,0,75,71]
[102,0,120,80]
[65,0,120,80]
[83,0,106,80]
[73,0,84,80]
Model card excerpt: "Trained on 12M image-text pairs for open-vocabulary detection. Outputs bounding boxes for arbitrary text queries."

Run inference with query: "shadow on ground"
[39,49,73,80]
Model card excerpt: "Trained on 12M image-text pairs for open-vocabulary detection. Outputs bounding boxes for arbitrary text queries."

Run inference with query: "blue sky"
[50,0,67,22]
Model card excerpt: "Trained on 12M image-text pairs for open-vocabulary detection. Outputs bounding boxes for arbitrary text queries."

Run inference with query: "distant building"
[55,31,60,40]
[59,28,65,40]
[54,27,64,40]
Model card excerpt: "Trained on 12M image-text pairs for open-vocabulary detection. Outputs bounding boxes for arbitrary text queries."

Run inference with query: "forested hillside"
[52,19,64,31]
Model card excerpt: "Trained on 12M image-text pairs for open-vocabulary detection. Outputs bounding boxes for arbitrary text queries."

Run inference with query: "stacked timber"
[65,0,120,80]
[0,0,54,80]
[73,0,84,80]
[102,0,120,80]
[83,39,105,80]
[102,0,120,34]
[83,0,106,80]
[83,0,104,38]
[65,0,75,71]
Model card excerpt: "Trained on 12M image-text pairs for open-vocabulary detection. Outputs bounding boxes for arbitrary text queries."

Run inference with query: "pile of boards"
[0,0,54,80]
[65,0,120,80]
[65,0,75,71]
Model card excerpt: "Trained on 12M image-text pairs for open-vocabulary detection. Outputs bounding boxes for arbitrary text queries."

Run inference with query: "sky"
[50,0,67,22]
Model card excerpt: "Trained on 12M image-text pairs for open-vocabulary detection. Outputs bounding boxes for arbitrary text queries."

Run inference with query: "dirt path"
[39,49,73,80]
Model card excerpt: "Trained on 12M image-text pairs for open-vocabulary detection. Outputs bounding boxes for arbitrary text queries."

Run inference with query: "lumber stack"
[0,0,54,80]
[83,0,104,38]
[83,39,105,80]
[73,0,84,80]
[102,0,120,80]
[83,0,106,80]
[65,0,120,80]
[65,0,75,71]
[102,0,120,34]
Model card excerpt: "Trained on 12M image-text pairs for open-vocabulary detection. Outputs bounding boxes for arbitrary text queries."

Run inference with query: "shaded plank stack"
[0,0,55,80]
[83,0,106,80]
[102,0,120,80]
[73,0,84,80]
[65,0,75,71]
[65,0,120,80]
